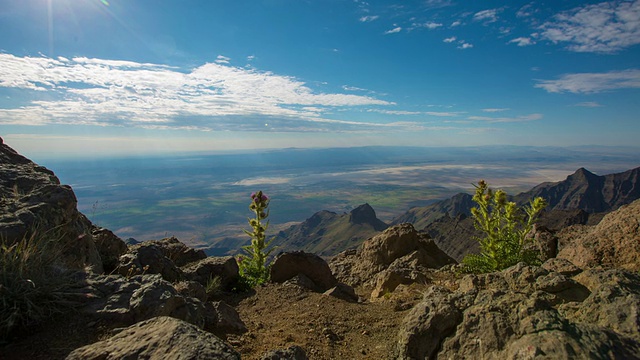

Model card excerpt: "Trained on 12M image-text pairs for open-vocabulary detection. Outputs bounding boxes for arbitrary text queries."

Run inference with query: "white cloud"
[369,109,423,115]
[509,37,535,46]
[443,36,457,43]
[426,111,464,117]
[574,101,603,107]
[540,0,640,53]
[342,85,367,91]
[467,113,543,123]
[247,55,256,61]
[420,22,443,29]
[535,69,640,93]
[0,54,397,132]
[215,55,231,64]
[457,42,474,49]
[517,3,535,18]
[473,9,499,23]
[359,15,379,22]
[384,26,402,34]
[451,20,461,27]
[482,108,510,113]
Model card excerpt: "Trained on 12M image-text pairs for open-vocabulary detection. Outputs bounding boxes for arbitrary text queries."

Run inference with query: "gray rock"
[205,301,247,335]
[182,256,240,289]
[261,345,308,360]
[81,274,205,328]
[118,243,183,282]
[66,316,241,360]
[270,251,337,292]
[396,286,462,359]
[323,283,359,303]
[148,236,207,267]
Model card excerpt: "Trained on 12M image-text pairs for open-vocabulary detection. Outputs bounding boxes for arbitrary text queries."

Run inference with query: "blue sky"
[0,0,639,158]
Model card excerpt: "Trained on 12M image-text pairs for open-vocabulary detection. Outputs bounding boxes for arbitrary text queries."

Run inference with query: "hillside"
[271,203,388,257]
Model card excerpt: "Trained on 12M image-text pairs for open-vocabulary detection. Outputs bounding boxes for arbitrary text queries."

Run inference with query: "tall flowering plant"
[462,180,547,273]
[238,191,276,287]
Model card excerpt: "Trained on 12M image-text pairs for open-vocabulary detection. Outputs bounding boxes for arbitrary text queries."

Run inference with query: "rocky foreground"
[1,137,639,359]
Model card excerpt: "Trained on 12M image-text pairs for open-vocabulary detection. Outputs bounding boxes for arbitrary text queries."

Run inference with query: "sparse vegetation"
[462,180,547,273]
[0,228,86,339]
[237,191,276,288]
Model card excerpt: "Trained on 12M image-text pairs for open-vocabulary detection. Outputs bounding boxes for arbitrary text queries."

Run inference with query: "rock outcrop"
[330,223,456,298]
[557,198,640,271]
[396,261,640,359]
[0,137,101,271]
[66,316,241,360]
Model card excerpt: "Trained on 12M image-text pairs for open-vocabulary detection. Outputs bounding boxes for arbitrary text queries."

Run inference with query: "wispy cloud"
[370,109,423,115]
[457,41,474,49]
[473,9,499,24]
[0,54,398,132]
[359,15,379,22]
[540,0,640,53]
[482,108,509,113]
[574,101,603,107]
[384,26,402,34]
[509,37,535,46]
[535,69,640,93]
[426,111,465,117]
[450,20,462,27]
[467,113,543,123]
[443,36,457,43]
[412,21,443,30]
[215,55,231,64]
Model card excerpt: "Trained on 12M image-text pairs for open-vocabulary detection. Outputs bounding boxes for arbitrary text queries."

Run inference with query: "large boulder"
[396,261,640,359]
[146,236,207,267]
[182,256,240,290]
[66,316,241,360]
[118,242,183,282]
[330,223,455,292]
[0,137,101,272]
[270,251,338,292]
[558,199,640,271]
[80,274,206,328]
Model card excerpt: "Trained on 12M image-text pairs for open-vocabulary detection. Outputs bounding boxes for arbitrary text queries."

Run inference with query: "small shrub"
[462,180,547,274]
[1,228,86,339]
[237,191,276,288]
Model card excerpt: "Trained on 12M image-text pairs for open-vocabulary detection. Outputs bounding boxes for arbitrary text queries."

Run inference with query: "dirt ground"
[228,282,427,360]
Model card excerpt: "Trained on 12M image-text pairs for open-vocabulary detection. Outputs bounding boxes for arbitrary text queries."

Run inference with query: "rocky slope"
[271,203,388,257]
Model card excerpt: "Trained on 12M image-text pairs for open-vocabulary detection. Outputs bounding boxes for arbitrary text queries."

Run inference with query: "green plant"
[237,191,276,288]
[462,180,547,274]
[1,228,86,339]
[205,275,222,299]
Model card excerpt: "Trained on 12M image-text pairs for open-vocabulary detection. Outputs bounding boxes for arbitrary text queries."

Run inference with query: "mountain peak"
[349,203,376,225]
[569,167,597,181]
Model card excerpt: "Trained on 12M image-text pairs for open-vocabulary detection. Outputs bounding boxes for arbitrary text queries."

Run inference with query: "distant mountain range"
[273,166,640,261]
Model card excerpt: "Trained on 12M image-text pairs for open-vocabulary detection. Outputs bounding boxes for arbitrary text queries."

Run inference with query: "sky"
[0,0,639,159]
